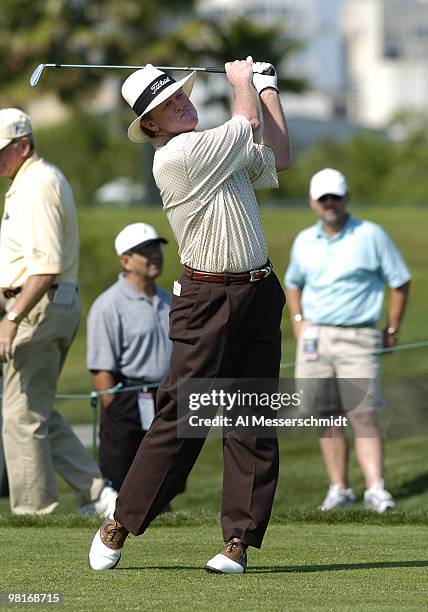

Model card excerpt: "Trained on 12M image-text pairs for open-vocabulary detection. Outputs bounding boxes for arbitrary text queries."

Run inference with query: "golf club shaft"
[30,63,225,87]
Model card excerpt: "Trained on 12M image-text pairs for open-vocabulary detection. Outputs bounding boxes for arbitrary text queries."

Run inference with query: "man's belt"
[2,287,23,299]
[183,262,272,284]
[2,283,67,300]
[2,284,63,299]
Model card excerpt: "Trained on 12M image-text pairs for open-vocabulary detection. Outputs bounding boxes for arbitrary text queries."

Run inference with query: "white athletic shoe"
[364,480,396,513]
[319,484,357,511]
[205,538,247,574]
[79,485,118,517]
[88,517,128,570]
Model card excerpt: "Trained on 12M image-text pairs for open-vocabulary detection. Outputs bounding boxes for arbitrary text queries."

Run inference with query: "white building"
[343,0,428,127]
[198,0,347,120]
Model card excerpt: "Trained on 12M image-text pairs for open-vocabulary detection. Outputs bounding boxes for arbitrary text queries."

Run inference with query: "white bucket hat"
[121,65,196,143]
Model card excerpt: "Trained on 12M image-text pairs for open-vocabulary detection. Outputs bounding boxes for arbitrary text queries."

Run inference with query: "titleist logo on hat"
[151,77,171,95]
[133,75,175,116]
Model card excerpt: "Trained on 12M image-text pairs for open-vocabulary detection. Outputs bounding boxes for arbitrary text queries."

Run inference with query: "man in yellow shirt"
[0,108,116,515]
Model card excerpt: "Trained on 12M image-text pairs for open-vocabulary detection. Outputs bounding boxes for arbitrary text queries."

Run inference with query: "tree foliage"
[0,0,201,106]
[173,16,306,109]
[277,114,428,206]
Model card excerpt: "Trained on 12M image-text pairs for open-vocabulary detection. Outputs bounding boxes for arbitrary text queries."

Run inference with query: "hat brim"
[0,137,12,151]
[311,188,347,200]
[131,238,168,250]
[127,71,196,144]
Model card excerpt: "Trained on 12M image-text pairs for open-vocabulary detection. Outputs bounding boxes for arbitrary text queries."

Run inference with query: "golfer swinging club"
[89,57,291,573]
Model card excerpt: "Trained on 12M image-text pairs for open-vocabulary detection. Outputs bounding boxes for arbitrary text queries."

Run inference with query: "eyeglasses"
[318,194,344,203]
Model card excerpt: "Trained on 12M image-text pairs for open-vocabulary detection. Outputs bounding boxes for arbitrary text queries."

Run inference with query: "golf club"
[29,63,226,87]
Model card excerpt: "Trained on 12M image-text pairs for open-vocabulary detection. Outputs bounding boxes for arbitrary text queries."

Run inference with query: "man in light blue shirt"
[285,168,411,513]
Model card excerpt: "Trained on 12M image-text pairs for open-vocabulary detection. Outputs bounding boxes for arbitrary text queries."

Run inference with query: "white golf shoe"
[88,517,128,570]
[79,485,118,517]
[364,480,396,513]
[319,484,357,511]
[205,538,247,574]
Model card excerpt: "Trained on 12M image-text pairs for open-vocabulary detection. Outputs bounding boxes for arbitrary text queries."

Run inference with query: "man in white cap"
[89,58,291,572]
[285,168,411,512]
[0,108,116,515]
[87,223,173,494]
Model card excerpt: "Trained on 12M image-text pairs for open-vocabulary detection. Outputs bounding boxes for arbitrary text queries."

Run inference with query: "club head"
[29,64,46,87]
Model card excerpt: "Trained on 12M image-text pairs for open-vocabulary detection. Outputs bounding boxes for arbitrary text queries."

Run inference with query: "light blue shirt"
[284,215,411,326]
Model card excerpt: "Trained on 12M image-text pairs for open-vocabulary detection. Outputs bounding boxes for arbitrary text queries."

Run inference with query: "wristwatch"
[386,326,399,338]
[294,313,303,322]
[6,310,23,324]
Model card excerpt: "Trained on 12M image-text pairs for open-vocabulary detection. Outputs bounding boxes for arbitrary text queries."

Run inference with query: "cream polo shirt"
[0,154,79,288]
[152,115,278,273]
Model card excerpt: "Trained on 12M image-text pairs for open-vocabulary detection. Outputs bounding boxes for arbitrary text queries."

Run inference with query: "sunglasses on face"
[318,194,344,203]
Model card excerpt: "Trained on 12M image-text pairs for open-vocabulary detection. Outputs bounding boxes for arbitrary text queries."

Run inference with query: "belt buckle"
[249,266,271,282]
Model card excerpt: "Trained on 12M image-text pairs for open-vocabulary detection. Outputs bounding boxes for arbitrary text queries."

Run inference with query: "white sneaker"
[364,480,396,513]
[319,484,357,511]
[79,485,118,517]
[88,517,128,570]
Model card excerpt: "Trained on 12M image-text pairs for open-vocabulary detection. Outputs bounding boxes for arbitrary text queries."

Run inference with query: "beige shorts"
[295,325,384,415]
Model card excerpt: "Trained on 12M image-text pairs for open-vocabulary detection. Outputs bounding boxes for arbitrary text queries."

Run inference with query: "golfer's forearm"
[387,282,411,330]
[232,83,260,132]
[260,89,291,172]
[91,371,116,408]
[9,274,56,320]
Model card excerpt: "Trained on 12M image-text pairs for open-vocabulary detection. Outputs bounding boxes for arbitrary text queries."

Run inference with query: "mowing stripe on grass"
[2,509,428,529]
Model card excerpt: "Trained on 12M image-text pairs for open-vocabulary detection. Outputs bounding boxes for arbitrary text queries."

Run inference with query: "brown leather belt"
[183,263,272,284]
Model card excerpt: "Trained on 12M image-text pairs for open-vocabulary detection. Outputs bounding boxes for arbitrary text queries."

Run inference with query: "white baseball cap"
[0,108,32,151]
[309,168,348,201]
[121,65,196,143]
[114,223,168,256]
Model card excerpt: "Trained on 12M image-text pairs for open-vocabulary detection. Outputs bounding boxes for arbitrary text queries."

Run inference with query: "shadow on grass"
[394,472,428,500]
[116,566,203,571]
[250,560,428,573]
[115,560,428,573]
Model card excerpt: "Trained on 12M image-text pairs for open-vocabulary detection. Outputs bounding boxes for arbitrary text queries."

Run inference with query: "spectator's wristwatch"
[294,313,303,322]
[386,326,399,338]
[6,310,23,324]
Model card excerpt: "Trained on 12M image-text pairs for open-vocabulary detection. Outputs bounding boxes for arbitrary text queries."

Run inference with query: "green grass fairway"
[1,522,427,611]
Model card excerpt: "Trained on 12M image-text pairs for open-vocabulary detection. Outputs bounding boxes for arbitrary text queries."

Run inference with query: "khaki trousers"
[2,291,104,514]
[295,325,384,415]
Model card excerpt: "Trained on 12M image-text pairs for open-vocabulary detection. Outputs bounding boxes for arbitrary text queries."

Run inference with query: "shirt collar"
[152,135,175,149]
[316,213,355,241]
[5,153,40,198]
[118,272,160,304]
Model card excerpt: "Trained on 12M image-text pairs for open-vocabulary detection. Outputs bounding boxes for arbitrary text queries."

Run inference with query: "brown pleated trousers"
[115,270,285,548]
